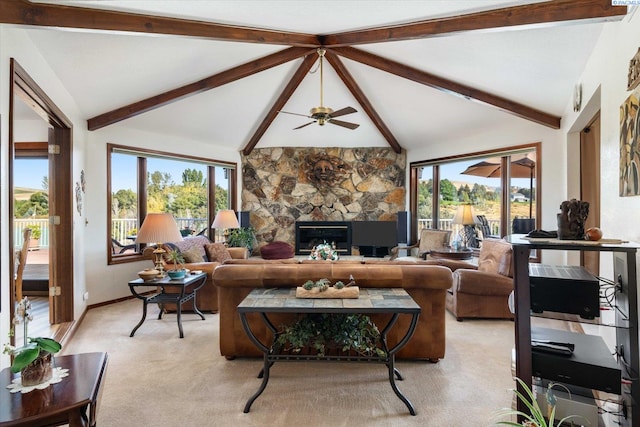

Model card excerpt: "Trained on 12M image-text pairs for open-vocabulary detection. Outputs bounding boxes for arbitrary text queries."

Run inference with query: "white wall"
[83,125,241,304]
[0,27,88,369]
[562,10,640,278]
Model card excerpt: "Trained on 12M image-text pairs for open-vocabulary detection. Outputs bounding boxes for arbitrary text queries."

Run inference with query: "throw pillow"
[260,241,295,260]
[205,243,232,263]
[182,246,204,263]
[173,235,210,261]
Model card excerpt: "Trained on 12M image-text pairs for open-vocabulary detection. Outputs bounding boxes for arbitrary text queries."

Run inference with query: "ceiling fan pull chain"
[318,47,325,108]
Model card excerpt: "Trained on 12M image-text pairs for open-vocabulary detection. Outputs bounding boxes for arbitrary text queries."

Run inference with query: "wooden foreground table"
[0,352,108,427]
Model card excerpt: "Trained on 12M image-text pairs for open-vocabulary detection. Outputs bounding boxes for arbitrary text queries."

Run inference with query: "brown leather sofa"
[213,261,453,361]
[143,245,248,313]
[445,238,514,321]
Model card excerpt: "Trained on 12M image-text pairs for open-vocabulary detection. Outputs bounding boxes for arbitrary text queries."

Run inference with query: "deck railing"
[15,219,50,248]
[14,217,500,249]
[417,218,500,237]
[111,217,209,243]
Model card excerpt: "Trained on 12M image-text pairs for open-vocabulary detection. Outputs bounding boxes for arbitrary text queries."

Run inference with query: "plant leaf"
[10,345,39,373]
[31,337,62,354]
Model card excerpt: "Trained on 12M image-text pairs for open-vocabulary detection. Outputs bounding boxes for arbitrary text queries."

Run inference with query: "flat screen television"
[351,221,397,248]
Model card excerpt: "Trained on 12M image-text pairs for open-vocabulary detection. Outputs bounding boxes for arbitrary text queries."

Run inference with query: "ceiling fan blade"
[293,121,315,130]
[279,110,311,118]
[328,119,359,130]
[330,106,357,118]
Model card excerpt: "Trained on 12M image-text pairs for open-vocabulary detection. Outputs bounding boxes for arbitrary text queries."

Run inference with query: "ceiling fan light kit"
[281,48,360,130]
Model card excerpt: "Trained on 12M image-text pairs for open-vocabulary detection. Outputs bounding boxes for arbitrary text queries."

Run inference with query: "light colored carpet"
[60,299,515,426]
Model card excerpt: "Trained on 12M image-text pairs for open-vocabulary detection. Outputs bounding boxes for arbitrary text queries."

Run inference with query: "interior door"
[580,113,601,275]
[9,59,74,331]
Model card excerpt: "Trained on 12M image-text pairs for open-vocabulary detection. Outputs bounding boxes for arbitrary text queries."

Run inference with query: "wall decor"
[620,89,640,196]
[241,147,406,247]
[80,169,86,192]
[628,47,640,91]
[75,181,83,215]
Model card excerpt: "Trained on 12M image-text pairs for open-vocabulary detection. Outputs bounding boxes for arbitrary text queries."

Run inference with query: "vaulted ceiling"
[3,0,628,154]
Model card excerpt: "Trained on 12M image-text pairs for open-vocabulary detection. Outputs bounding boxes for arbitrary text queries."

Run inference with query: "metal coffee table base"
[237,288,421,415]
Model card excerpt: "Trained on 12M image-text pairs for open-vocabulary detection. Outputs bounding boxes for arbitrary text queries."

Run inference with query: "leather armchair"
[446,238,514,321]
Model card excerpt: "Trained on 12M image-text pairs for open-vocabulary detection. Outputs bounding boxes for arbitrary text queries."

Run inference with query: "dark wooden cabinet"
[507,235,640,427]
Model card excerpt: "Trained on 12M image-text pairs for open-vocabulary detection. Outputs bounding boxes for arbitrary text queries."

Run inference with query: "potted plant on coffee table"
[166,249,186,279]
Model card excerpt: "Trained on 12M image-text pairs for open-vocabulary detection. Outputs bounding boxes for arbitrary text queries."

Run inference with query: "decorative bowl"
[167,269,186,280]
[138,268,160,281]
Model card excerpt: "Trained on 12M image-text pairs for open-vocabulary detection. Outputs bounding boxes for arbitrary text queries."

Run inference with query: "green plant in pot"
[27,225,42,250]
[493,378,589,426]
[275,313,386,358]
[2,297,62,386]
[166,249,186,279]
[227,227,257,254]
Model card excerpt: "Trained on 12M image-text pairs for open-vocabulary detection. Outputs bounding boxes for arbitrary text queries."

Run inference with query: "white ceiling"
[13,1,608,153]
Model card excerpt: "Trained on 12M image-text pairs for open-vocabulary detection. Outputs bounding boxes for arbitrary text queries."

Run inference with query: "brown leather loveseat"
[213,261,453,361]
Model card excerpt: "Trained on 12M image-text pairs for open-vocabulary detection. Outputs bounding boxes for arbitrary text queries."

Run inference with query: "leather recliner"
[446,238,514,321]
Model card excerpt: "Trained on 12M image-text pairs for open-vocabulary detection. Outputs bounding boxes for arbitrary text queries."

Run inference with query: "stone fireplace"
[241,147,406,250]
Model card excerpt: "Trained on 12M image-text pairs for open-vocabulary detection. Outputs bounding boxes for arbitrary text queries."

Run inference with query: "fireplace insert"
[295,221,351,255]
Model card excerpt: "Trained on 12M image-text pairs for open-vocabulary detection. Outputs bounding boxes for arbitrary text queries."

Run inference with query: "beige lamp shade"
[135,213,182,244]
[453,204,477,226]
[211,210,240,229]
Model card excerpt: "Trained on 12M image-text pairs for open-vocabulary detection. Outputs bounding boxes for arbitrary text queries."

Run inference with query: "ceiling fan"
[280,48,359,130]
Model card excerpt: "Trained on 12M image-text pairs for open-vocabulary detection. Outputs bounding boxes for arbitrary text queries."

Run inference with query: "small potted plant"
[28,225,42,250]
[227,227,257,254]
[493,378,588,426]
[166,249,186,279]
[3,297,62,386]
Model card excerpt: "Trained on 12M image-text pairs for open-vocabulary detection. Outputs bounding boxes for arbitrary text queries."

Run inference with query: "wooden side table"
[0,352,108,427]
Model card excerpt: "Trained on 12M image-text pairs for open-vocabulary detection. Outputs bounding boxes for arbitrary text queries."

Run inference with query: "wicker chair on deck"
[15,228,32,301]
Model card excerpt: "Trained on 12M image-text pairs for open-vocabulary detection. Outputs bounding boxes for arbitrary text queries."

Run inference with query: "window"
[410,144,539,246]
[107,144,236,264]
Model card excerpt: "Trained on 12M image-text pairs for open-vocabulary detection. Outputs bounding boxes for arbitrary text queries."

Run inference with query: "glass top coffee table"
[429,246,474,260]
[237,287,421,415]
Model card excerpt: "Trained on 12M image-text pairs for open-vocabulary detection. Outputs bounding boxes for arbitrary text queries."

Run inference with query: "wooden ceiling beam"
[322,0,626,46]
[1,0,320,46]
[325,51,402,154]
[332,46,560,129]
[88,47,315,131]
[242,54,318,155]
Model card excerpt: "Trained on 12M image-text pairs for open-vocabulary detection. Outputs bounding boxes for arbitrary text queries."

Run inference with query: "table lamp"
[453,204,477,249]
[211,209,240,245]
[135,213,183,277]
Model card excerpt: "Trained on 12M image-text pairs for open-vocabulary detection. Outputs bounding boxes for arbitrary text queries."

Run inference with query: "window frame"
[409,142,541,244]
[107,143,237,265]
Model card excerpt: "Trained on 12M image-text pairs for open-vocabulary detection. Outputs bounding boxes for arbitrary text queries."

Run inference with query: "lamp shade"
[211,210,240,229]
[453,204,477,226]
[135,213,182,244]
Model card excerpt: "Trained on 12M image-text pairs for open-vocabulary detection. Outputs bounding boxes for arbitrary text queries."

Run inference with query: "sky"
[14,157,229,192]
[13,156,533,193]
[14,158,48,191]
[421,159,534,190]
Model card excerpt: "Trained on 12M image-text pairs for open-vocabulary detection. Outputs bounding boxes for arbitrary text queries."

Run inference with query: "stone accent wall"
[241,147,406,247]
